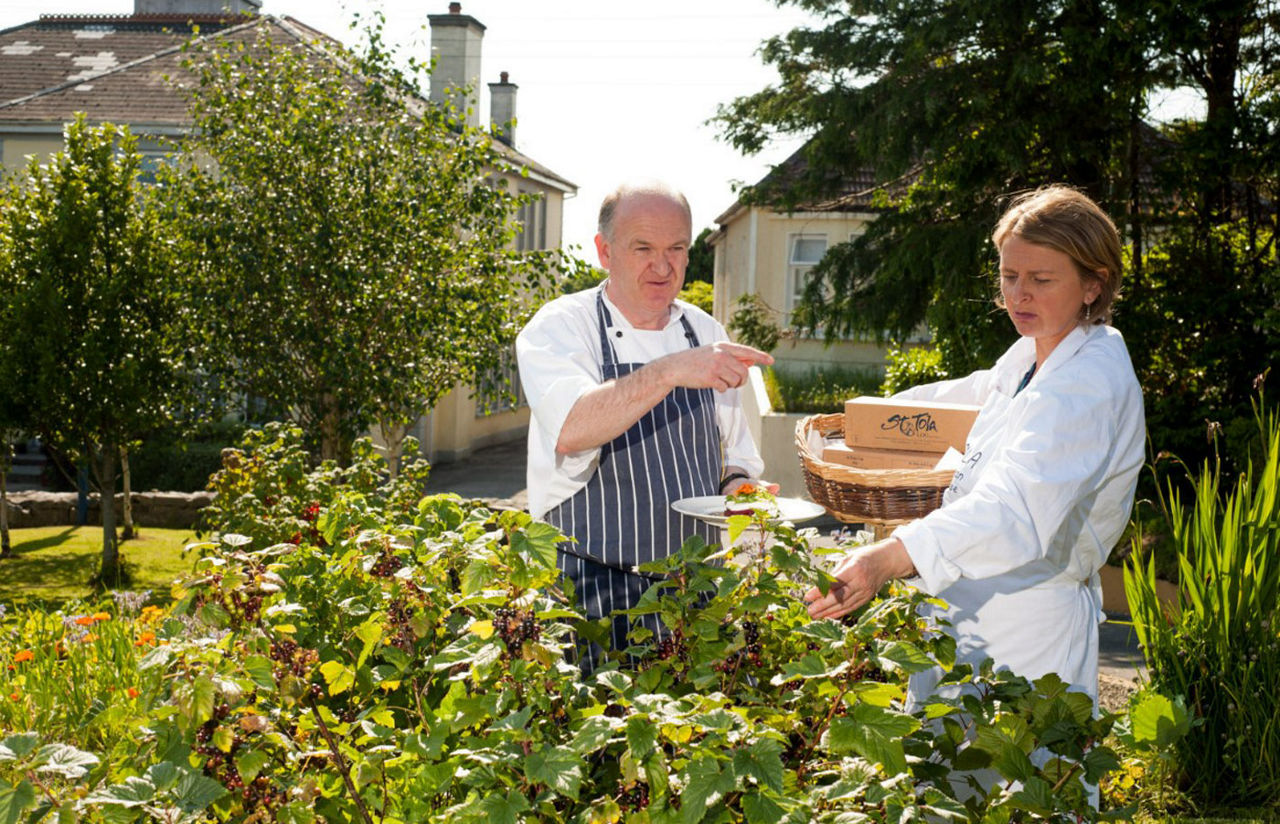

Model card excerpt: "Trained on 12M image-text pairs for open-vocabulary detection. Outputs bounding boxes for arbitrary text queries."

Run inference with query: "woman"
[805,185,1145,707]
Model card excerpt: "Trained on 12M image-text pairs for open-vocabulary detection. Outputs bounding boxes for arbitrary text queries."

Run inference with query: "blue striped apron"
[544,288,722,660]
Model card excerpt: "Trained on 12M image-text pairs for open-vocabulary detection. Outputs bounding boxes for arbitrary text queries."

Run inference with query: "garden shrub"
[763,364,883,413]
[677,280,714,314]
[880,343,948,396]
[198,421,430,546]
[1125,399,1280,807]
[0,492,1149,822]
[128,420,251,492]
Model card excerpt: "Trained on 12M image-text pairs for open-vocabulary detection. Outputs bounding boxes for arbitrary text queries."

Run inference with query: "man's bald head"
[597,181,692,243]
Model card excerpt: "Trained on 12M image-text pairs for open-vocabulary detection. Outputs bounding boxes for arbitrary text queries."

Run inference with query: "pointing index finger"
[719,342,774,366]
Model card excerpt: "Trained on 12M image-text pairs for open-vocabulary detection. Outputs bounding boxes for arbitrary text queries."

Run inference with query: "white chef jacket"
[516,284,765,519]
[892,324,1145,704]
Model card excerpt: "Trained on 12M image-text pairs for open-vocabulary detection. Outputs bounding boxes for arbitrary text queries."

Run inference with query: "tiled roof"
[0,12,575,190]
[714,144,899,225]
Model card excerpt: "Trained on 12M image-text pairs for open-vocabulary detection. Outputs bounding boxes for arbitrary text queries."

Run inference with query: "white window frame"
[786,233,828,327]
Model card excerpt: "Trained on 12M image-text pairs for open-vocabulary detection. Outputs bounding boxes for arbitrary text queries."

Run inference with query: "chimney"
[134,0,260,14]
[427,3,486,129]
[488,71,517,146]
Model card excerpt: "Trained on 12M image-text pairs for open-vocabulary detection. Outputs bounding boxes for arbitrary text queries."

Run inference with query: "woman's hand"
[804,538,916,619]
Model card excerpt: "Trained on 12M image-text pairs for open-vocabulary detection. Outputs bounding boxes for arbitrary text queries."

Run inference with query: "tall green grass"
[1125,402,1280,806]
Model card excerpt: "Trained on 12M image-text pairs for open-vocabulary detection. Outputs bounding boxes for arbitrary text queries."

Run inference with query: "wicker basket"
[796,413,954,526]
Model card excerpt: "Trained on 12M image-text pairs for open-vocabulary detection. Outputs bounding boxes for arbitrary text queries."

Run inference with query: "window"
[516,192,546,252]
[786,234,827,326]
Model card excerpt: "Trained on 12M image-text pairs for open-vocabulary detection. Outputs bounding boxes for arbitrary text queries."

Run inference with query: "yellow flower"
[92,612,111,622]
[81,633,97,643]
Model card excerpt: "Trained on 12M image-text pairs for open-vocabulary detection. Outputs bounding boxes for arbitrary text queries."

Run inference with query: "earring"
[1084,302,1092,323]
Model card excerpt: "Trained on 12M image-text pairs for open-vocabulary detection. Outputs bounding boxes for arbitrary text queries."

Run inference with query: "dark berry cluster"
[269,638,317,680]
[493,607,541,653]
[386,598,417,651]
[370,542,404,578]
[618,783,650,810]
[656,629,688,662]
[194,703,287,814]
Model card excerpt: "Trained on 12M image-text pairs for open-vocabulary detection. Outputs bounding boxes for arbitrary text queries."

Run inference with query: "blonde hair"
[992,185,1123,325]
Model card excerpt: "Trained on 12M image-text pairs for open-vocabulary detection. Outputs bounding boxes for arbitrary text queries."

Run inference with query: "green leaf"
[742,791,786,824]
[733,738,784,792]
[137,645,173,671]
[173,769,228,813]
[1129,691,1191,748]
[524,745,582,800]
[319,660,356,696]
[875,640,936,674]
[509,521,561,569]
[83,777,155,807]
[146,762,179,792]
[626,716,658,760]
[243,655,276,690]
[32,744,99,779]
[478,790,530,824]
[460,559,492,596]
[570,715,619,754]
[824,704,918,776]
[1008,775,1055,815]
[974,724,1035,784]
[175,675,216,726]
[355,619,383,669]
[0,780,36,824]
[197,600,231,629]
[235,749,271,782]
[595,670,632,693]
[680,755,735,824]
[0,734,39,762]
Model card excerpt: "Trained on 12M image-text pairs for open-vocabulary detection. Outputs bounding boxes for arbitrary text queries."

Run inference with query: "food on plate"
[723,483,779,518]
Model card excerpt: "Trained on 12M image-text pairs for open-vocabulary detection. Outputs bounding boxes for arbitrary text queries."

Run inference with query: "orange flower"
[81,633,97,643]
[7,690,17,701]
[92,612,111,622]
[127,687,139,699]
[74,616,95,626]
[736,483,757,495]
[13,650,34,663]
[140,606,164,623]
[134,631,157,647]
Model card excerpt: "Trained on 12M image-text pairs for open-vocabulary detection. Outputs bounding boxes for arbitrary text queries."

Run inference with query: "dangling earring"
[1084,301,1092,323]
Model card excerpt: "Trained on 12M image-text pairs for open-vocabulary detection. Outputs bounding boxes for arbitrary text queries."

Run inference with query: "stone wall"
[2,491,214,530]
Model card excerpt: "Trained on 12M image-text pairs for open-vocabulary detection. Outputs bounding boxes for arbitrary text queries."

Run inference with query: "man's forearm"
[555,360,673,454]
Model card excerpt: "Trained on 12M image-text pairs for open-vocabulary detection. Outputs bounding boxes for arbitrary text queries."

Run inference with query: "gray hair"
[597,181,692,241]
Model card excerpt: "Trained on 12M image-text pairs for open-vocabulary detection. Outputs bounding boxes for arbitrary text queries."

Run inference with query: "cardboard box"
[844,397,980,453]
[822,442,947,470]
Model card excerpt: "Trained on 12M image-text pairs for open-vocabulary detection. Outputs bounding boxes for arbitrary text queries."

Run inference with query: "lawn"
[0,526,201,605]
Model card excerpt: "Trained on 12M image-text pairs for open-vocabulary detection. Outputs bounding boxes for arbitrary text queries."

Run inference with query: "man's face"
[596,193,691,328]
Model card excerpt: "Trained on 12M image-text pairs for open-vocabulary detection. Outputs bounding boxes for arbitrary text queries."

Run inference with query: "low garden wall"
[2,490,213,530]
[742,367,810,500]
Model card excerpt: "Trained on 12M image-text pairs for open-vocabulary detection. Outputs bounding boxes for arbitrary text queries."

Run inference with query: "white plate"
[671,495,826,527]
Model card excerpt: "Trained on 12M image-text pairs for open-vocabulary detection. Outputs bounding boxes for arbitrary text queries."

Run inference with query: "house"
[707,147,920,377]
[0,0,576,467]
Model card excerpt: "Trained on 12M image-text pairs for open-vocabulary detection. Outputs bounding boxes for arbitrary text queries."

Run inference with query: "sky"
[0,0,821,257]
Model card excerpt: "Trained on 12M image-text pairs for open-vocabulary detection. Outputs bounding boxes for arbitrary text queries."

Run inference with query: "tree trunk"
[121,445,135,540]
[319,394,343,464]
[379,419,408,480]
[96,443,120,582]
[0,442,11,560]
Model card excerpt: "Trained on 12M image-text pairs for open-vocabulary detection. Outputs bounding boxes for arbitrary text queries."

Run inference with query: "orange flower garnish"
[127,687,139,699]
[13,650,34,663]
[92,612,111,622]
[134,631,157,647]
[736,483,757,495]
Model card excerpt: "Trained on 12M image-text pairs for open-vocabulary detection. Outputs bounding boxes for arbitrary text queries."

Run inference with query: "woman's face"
[999,235,1101,363]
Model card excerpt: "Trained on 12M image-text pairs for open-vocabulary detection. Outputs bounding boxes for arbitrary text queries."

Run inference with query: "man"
[516,181,774,659]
